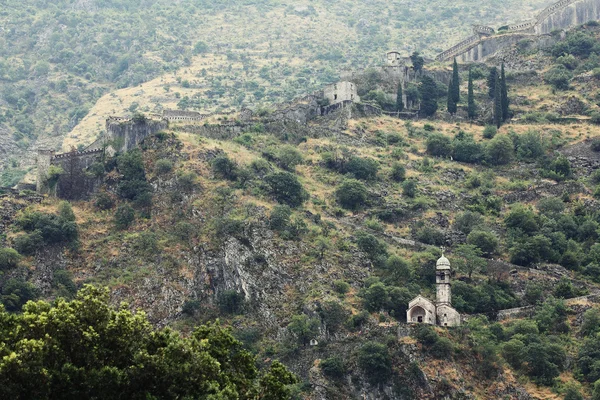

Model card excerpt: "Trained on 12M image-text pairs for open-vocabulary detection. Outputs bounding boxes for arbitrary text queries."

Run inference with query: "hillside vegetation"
[0,0,554,186]
[6,3,600,400]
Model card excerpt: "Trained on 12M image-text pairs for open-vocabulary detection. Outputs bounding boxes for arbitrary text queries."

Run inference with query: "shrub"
[454,211,483,235]
[218,290,245,314]
[211,155,238,180]
[335,179,368,210]
[544,65,573,90]
[265,172,308,208]
[402,180,417,198]
[333,280,350,294]
[483,125,497,139]
[466,230,499,256]
[178,171,198,192]
[320,357,346,379]
[53,269,77,299]
[426,133,452,157]
[13,232,44,256]
[485,135,514,165]
[391,163,406,182]
[266,206,290,233]
[94,192,115,210]
[275,145,303,171]
[0,248,21,270]
[414,225,445,246]
[155,159,173,175]
[592,138,600,151]
[1,278,38,312]
[357,342,392,384]
[355,232,388,262]
[346,157,379,181]
[114,204,135,230]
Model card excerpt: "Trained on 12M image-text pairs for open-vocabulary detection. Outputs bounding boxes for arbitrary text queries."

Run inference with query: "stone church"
[407,254,461,327]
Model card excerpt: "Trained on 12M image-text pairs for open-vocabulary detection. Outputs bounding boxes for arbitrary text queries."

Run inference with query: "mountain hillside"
[0,0,556,186]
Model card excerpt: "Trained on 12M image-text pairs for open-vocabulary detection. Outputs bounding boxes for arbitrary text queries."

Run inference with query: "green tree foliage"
[14,208,79,255]
[581,308,600,337]
[447,80,457,115]
[265,172,308,208]
[94,192,115,210]
[402,179,418,198]
[452,131,484,163]
[155,158,173,175]
[0,286,296,399]
[468,67,476,120]
[355,232,388,263]
[287,314,320,346]
[419,76,438,117]
[500,63,509,121]
[114,203,135,230]
[335,179,368,210]
[454,211,483,235]
[345,157,379,181]
[487,66,497,98]
[426,133,452,157]
[1,279,38,312]
[396,83,404,112]
[356,341,392,384]
[0,248,21,271]
[410,52,424,73]
[270,205,292,231]
[485,135,514,165]
[544,65,573,90]
[452,58,460,103]
[212,154,239,180]
[391,163,406,182]
[318,300,350,334]
[320,357,346,379]
[466,230,499,256]
[454,244,487,279]
[482,125,497,139]
[494,72,502,128]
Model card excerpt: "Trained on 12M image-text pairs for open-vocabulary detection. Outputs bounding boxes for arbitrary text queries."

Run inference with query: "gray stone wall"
[323,81,360,104]
[106,117,168,153]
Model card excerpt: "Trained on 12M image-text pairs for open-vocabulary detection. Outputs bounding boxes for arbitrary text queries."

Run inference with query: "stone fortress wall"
[437,0,600,63]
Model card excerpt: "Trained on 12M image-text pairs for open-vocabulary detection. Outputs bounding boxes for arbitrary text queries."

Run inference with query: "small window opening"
[334,94,338,100]
[417,316,423,323]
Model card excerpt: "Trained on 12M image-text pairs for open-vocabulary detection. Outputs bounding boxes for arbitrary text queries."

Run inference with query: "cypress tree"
[500,63,509,121]
[452,58,460,103]
[494,72,502,128]
[487,66,497,98]
[396,83,404,112]
[447,80,457,115]
[468,68,476,120]
[420,76,438,117]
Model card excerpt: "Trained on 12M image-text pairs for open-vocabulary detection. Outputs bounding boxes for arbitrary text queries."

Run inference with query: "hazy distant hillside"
[0,0,554,186]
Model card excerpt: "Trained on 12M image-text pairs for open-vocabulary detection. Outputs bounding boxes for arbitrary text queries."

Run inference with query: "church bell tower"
[436,253,452,305]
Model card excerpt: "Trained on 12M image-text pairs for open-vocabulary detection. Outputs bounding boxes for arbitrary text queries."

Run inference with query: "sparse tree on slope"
[396,83,404,112]
[494,71,503,128]
[468,67,477,120]
[501,63,509,121]
[447,80,457,115]
[488,66,498,98]
[452,58,460,103]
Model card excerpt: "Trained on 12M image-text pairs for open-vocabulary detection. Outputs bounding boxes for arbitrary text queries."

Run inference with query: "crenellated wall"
[438,0,600,62]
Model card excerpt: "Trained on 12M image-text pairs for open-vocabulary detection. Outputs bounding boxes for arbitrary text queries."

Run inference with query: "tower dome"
[436,255,451,270]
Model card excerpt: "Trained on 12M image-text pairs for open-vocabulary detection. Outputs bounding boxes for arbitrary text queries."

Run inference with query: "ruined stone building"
[323,81,360,104]
[407,254,461,327]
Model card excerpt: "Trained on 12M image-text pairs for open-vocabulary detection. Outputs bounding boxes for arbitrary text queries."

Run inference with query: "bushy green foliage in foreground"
[0,286,296,400]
